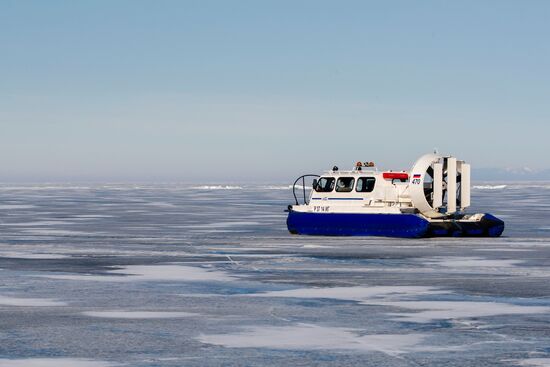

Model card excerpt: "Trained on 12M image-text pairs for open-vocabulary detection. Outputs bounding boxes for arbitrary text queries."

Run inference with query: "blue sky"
[1,1,549,182]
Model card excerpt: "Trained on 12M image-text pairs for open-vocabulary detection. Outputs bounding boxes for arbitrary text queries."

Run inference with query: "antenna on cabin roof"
[433,148,438,154]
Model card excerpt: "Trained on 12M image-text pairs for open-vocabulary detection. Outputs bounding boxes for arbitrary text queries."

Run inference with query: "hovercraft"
[286,153,504,238]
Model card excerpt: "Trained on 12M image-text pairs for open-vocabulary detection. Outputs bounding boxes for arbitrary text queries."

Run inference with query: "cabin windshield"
[356,177,376,192]
[336,177,355,192]
[314,177,335,192]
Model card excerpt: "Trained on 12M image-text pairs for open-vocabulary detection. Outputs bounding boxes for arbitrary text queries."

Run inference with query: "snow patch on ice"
[22,229,96,236]
[0,251,69,259]
[82,310,197,319]
[0,221,75,226]
[41,264,234,282]
[253,286,550,324]
[474,248,534,252]
[191,185,243,190]
[198,323,427,355]
[260,185,293,190]
[473,185,507,190]
[379,301,550,323]
[186,221,261,229]
[423,257,524,268]
[302,244,335,249]
[259,185,312,190]
[0,358,117,367]
[254,286,446,302]
[144,201,176,208]
[0,295,66,307]
[516,358,550,366]
[0,204,35,209]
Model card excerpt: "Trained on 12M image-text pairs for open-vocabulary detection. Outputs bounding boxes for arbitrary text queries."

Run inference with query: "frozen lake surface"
[1,183,550,366]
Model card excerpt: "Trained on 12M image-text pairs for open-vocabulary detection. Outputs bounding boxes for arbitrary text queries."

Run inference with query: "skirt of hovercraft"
[426,213,505,237]
[286,211,504,238]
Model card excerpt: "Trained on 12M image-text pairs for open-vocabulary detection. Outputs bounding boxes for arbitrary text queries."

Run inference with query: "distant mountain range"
[473,167,550,181]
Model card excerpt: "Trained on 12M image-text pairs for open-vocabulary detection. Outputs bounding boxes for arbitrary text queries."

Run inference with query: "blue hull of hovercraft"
[286,211,504,238]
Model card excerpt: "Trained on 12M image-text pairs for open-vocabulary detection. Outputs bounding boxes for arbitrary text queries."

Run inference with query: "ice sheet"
[2,182,550,366]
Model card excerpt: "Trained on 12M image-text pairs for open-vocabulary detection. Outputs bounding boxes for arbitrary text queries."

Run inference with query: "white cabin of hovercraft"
[292,154,472,219]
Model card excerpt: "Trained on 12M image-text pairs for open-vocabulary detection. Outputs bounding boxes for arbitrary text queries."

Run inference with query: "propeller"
[409,154,471,218]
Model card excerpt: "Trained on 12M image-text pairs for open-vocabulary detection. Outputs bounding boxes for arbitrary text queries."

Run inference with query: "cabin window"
[335,177,355,192]
[356,177,376,192]
[314,177,335,192]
